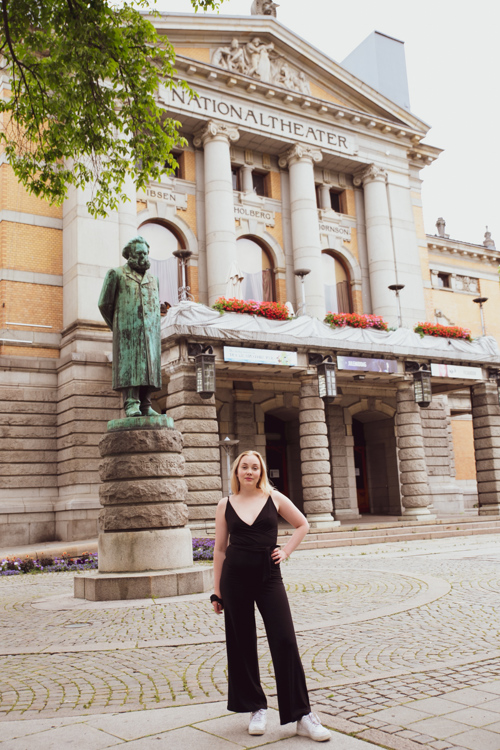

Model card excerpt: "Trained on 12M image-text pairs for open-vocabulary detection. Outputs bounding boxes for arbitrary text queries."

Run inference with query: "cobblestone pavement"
[2,534,500,749]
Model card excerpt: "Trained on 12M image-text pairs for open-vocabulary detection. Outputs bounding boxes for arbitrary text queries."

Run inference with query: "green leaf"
[0,0,224,216]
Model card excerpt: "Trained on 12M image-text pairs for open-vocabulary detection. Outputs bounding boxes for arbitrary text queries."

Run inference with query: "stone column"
[353,164,398,322]
[166,365,222,533]
[241,165,254,194]
[193,121,239,305]
[421,395,464,514]
[299,377,338,528]
[279,144,325,319]
[319,183,331,210]
[396,384,435,520]
[471,382,500,515]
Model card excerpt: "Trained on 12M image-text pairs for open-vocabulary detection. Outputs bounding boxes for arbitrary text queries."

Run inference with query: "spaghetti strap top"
[225,495,278,549]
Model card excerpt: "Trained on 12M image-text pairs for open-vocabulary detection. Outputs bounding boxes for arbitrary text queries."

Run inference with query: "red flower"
[324,312,388,331]
[213,297,291,321]
[414,322,472,342]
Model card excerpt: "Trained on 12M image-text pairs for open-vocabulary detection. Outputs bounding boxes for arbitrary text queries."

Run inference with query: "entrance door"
[266,444,289,496]
[354,445,370,513]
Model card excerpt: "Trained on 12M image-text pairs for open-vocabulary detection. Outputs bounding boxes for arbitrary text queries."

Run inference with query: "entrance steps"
[277,515,500,550]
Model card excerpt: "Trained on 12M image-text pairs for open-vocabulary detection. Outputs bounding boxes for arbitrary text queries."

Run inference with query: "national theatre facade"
[1,5,500,544]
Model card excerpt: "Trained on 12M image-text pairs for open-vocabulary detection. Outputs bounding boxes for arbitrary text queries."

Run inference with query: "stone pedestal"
[74,415,212,600]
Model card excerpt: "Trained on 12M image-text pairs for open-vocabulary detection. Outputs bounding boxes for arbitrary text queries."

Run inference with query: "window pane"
[232,167,240,191]
[252,172,267,196]
[330,191,341,212]
[236,238,274,302]
[322,252,351,313]
[139,222,181,306]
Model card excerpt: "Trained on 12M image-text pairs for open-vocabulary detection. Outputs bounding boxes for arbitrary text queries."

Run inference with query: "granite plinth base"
[74,565,213,601]
[98,528,192,573]
[399,511,437,522]
[107,415,174,433]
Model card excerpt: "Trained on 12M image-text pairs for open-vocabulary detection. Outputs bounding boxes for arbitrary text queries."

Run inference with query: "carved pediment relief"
[212,37,311,95]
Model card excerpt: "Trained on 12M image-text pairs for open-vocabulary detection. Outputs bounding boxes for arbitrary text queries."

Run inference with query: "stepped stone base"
[74,566,213,601]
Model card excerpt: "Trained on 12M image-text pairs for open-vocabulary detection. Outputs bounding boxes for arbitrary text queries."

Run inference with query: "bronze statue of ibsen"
[98,236,161,418]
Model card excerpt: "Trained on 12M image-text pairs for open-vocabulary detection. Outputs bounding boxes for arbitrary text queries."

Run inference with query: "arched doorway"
[321,250,352,314]
[264,408,302,512]
[138,220,185,306]
[351,410,400,515]
[236,236,275,301]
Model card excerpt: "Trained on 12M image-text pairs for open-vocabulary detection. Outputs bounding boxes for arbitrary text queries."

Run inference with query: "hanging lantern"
[195,353,216,399]
[317,362,337,403]
[413,369,432,408]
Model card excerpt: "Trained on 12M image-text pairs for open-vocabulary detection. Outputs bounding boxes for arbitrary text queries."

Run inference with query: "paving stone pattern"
[2,535,500,750]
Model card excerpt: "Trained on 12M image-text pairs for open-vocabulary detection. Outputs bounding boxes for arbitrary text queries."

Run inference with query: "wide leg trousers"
[220,545,310,725]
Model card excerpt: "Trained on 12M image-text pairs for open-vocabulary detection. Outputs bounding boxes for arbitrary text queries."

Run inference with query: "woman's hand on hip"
[271,547,288,564]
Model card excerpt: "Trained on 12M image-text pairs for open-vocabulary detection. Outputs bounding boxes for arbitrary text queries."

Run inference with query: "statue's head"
[231,38,239,48]
[123,236,150,273]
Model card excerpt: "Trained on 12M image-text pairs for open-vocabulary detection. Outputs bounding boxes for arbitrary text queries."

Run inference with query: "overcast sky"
[157,0,499,247]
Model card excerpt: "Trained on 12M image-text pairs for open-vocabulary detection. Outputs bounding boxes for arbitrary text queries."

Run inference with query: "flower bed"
[0,540,215,575]
[414,322,472,341]
[213,297,291,321]
[192,537,215,561]
[0,553,98,575]
[324,312,389,331]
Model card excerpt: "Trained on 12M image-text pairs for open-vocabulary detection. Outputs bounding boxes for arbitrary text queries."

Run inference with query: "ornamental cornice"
[427,237,499,266]
[278,143,322,168]
[193,120,240,147]
[353,163,387,187]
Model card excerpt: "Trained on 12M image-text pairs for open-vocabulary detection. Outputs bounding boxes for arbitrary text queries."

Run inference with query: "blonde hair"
[230,450,273,496]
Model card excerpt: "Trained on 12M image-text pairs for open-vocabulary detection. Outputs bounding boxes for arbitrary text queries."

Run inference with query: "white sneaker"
[297,712,331,742]
[248,708,267,735]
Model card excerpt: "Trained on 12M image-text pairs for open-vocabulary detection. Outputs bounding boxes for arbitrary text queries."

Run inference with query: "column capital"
[193,120,240,147]
[353,163,387,187]
[278,143,322,169]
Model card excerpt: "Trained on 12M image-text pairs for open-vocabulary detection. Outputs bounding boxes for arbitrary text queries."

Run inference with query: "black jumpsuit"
[219,495,311,725]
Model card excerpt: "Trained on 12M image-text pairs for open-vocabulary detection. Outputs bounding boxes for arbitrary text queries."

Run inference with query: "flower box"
[414,322,472,342]
[213,297,291,321]
[324,312,389,331]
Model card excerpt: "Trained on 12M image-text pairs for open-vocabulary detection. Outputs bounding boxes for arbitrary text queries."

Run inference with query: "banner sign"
[224,346,298,366]
[430,363,483,380]
[337,356,398,373]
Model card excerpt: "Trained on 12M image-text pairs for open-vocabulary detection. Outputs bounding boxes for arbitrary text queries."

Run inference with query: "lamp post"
[173,248,193,302]
[218,437,240,495]
[294,268,311,315]
[388,284,405,328]
[413,369,432,408]
[473,296,488,336]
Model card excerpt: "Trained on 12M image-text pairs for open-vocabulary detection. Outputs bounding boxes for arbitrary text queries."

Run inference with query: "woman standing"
[211,450,331,742]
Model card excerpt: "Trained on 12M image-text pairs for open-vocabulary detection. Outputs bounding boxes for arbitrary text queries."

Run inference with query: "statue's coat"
[98,264,161,390]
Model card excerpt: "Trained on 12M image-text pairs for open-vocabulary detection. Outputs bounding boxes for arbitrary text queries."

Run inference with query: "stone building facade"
[1,9,500,544]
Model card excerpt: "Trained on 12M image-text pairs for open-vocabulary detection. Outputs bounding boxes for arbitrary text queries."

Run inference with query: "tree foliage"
[0,0,221,216]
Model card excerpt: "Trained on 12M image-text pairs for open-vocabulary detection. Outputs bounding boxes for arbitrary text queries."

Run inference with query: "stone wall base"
[427,478,465,515]
[189,519,216,534]
[479,504,500,516]
[0,511,56,547]
[74,566,213,601]
[333,508,361,521]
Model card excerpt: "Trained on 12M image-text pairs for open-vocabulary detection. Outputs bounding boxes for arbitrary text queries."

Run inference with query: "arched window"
[322,251,352,313]
[236,237,275,302]
[138,221,183,306]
